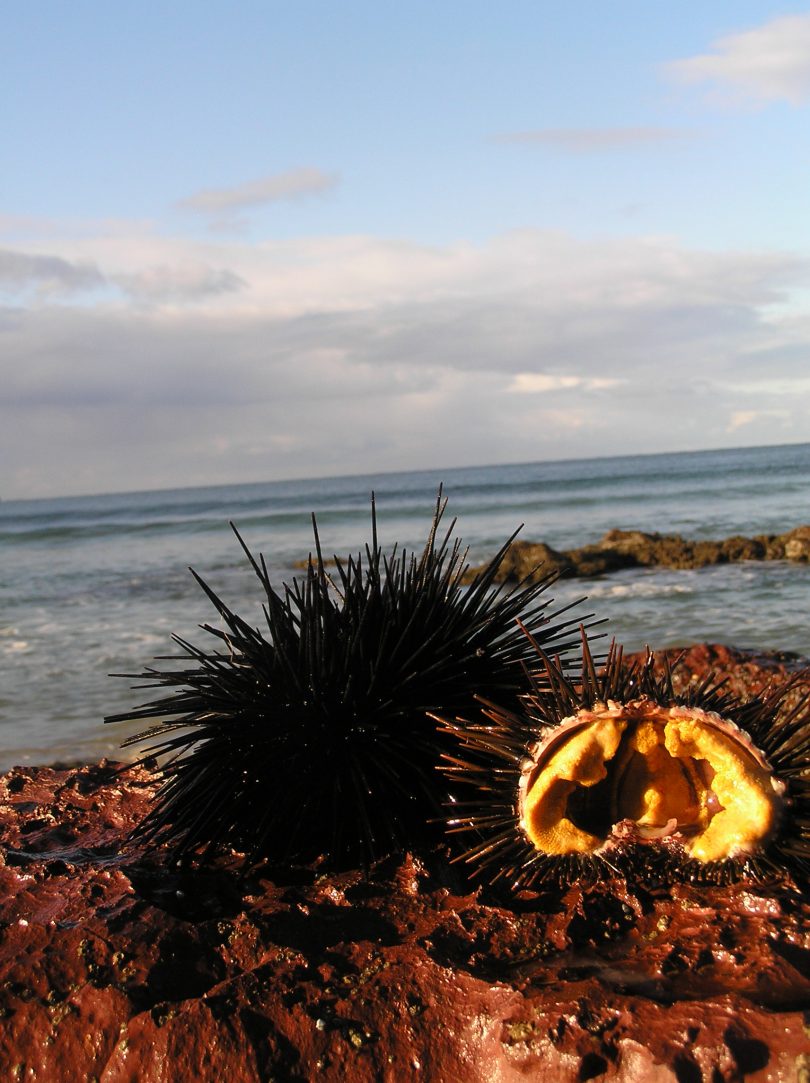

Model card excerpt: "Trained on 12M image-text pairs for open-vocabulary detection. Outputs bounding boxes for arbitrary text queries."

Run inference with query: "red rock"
[0,647,809,1081]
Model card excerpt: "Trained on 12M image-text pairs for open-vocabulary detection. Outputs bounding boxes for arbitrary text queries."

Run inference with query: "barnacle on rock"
[108,493,594,870]
[438,635,810,890]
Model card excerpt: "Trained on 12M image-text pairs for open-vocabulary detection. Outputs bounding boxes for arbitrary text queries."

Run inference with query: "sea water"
[2,442,809,769]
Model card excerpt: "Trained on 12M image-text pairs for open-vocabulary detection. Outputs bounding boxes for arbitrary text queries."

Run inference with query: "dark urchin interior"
[438,636,810,891]
[107,494,593,869]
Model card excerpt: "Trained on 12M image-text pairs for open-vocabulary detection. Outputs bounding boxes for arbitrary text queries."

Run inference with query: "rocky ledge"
[0,645,809,1082]
[464,525,810,581]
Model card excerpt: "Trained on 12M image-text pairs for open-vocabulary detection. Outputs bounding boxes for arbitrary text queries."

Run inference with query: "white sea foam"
[2,641,30,654]
[588,580,695,600]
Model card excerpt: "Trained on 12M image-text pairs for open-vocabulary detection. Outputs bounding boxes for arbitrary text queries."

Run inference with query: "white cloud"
[177,168,340,214]
[727,407,791,433]
[2,223,810,498]
[728,409,758,431]
[495,127,689,151]
[666,14,810,106]
[507,374,622,393]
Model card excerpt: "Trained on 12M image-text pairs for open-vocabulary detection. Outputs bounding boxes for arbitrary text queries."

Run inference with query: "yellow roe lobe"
[518,701,784,862]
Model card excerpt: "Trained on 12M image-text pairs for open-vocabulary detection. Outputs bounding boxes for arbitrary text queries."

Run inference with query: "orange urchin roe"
[518,702,784,862]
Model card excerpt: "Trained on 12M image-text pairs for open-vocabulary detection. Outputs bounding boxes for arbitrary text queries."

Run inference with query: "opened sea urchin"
[438,635,810,890]
[108,494,593,869]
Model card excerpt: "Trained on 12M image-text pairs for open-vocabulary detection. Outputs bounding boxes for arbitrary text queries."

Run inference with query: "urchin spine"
[108,493,595,869]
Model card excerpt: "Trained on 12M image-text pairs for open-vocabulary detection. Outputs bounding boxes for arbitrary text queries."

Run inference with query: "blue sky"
[2,2,810,497]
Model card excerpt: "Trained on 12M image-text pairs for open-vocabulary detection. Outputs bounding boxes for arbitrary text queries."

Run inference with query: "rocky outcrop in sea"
[465,525,810,582]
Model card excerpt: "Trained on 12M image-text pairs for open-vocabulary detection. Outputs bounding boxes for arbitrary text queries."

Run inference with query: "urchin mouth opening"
[518,702,785,863]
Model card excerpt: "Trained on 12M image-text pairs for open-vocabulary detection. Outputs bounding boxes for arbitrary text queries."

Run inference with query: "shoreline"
[0,643,808,1080]
[11,641,810,775]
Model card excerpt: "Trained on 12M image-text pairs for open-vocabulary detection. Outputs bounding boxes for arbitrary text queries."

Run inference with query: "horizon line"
[4,437,809,506]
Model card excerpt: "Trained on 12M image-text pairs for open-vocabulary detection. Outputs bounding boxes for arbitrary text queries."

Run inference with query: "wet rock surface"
[640,641,810,701]
[465,525,810,581]
[1,646,809,1081]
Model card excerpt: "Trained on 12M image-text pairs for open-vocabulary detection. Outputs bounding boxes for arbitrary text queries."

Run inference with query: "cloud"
[508,374,622,393]
[177,168,340,214]
[665,14,810,106]
[0,248,105,296]
[113,264,245,303]
[727,408,791,433]
[0,244,246,306]
[494,127,688,151]
[727,409,758,432]
[2,226,809,498]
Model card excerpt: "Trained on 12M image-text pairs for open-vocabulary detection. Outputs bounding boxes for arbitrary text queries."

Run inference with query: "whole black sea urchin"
[437,634,810,891]
[107,493,594,869]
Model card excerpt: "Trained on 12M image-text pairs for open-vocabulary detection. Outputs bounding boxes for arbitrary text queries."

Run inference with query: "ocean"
[2,442,809,770]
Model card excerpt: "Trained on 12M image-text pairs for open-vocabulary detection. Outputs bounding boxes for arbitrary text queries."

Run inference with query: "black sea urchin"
[107,494,594,869]
[437,634,810,890]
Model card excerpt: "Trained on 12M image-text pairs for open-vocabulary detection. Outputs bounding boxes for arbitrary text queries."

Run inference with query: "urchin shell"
[107,493,594,869]
[437,635,810,890]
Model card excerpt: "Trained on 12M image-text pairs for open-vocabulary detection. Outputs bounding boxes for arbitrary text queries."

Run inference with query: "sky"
[2,2,810,499]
